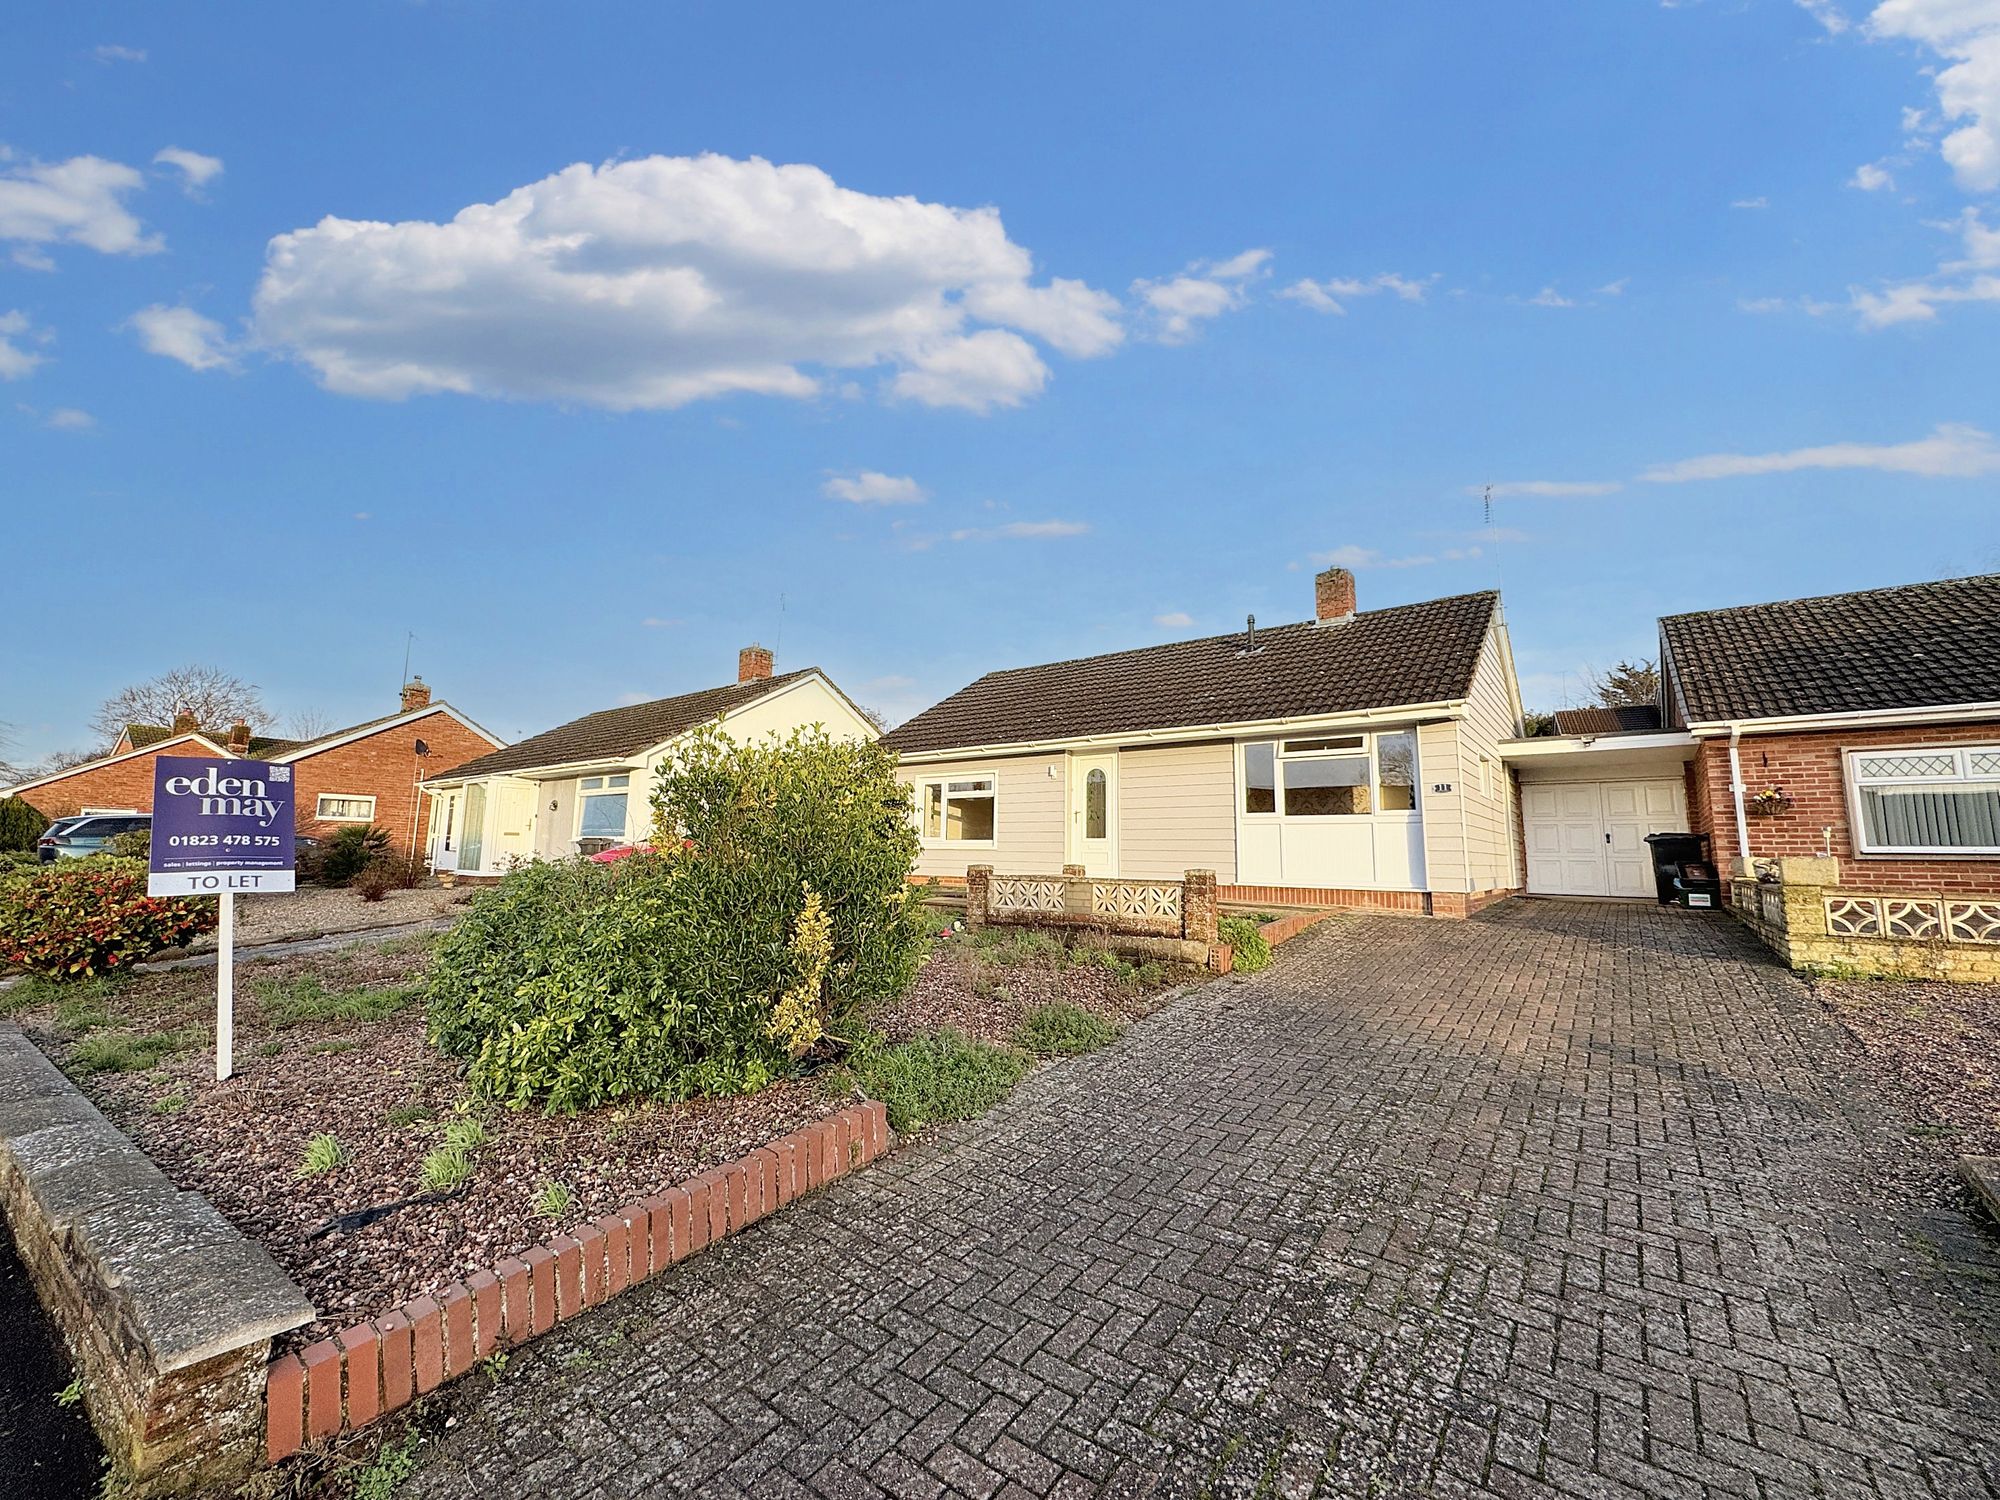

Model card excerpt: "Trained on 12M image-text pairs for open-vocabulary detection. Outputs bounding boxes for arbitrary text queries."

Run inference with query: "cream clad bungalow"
[419,647,878,880]
[882,569,1527,917]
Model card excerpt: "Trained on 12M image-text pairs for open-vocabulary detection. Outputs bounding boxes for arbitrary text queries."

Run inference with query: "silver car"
[36,812,150,862]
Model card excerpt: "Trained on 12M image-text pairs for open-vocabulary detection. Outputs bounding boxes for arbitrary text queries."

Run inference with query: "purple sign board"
[147,756,297,897]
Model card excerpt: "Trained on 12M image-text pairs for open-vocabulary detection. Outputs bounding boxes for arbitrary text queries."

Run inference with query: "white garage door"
[1523,779,1687,897]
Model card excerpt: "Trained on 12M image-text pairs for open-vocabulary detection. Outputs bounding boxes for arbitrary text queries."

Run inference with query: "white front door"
[1523,779,1688,897]
[1069,753,1117,875]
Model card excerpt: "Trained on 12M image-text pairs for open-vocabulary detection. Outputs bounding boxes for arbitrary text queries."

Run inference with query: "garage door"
[1523,779,1687,897]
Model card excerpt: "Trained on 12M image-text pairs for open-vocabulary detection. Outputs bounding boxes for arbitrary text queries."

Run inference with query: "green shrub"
[1219,916,1272,973]
[318,825,390,886]
[847,1028,1030,1132]
[426,726,927,1112]
[0,857,216,979]
[295,1133,346,1178]
[108,828,151,861]
[1015,1001,1121,1056]
[0,796,49,853]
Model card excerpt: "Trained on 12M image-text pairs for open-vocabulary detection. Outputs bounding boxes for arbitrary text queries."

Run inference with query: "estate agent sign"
[149,755,298,1080]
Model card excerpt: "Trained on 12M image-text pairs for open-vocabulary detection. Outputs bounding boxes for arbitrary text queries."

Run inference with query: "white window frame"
[574,773,633,843]
[915,774,999,848]
[314,793,376,822]
[1239,730,1421,820]
[1844,742,2000,857]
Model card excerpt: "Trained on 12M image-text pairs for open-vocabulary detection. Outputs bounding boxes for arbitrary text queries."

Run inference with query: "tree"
[89,665,268,744]
[1593,659,1659,708]
[0,796,48,851]
[285,708,337,741]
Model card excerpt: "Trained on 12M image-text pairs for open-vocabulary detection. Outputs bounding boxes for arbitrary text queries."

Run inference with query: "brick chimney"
[738,644,774,684]
[1315,566,1357,624]
[171,709,198,735]
[227,719,251,755]
[401,678,432,712]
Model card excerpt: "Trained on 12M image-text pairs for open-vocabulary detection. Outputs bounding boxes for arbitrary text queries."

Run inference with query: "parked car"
[37,812,151,862]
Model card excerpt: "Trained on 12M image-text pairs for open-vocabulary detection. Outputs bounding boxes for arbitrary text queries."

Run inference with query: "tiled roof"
[123,723,175,749]
[441,671,820,779]
[1552,704,1663,736]
[883,592,1500,756]
[1661,573,2000,724]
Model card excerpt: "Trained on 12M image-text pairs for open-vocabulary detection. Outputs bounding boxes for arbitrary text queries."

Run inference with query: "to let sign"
[147,756,297,896]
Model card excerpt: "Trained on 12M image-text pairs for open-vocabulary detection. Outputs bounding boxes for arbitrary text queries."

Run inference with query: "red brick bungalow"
[4,681,503,860]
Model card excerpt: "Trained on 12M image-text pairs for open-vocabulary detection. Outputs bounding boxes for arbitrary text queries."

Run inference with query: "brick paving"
[401,903,2000,1498]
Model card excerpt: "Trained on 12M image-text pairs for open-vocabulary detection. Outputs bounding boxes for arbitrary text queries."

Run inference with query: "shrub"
[354,864,395,903]
[108,828,151,861]
[318,824,390,886]
[0,857,217,979]
[295,1133,347,1178]
[0,796,48,853]
[846,1028,1030,1132]
[420,1143,473,1191]
[1218,916,1271,973]
[426,726,927,1111]
[1015,1001,1121,1056]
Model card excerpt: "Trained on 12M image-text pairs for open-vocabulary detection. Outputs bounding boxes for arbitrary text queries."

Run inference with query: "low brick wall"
[965,866,1222,968]
[1730,856,2000,981]
[266,1100,891,1462]
[0,1024,314,1495]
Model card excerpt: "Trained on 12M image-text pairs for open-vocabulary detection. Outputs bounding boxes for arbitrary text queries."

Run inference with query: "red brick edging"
[265,1099,890,1463]
[1257,911,1331,946]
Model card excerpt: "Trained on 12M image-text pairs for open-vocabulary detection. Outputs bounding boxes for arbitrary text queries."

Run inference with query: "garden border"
[264,1099,891,1463]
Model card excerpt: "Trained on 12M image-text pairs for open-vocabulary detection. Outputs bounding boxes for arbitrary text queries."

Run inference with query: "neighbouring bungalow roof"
[883,591,1500,757]
[1551,704,1662,736]
[1660,572,2000,724]
[122,721,304,756]
[439,669,821,780]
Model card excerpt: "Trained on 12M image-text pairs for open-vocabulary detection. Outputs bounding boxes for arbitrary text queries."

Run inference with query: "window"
[316,794,376,822]
[1849,746,2000,854]
[1084,768,1107,840]
[1376,730,1417,812]
[1282,735,1364,755]
[1243,743,1276,814]
[918,776,996,843]
[1284,753,1372,816]
[578,774,631,841]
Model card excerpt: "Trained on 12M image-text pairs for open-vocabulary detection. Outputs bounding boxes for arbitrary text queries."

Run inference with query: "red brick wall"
[16,742,216,820]
[1692,722,2000,895]
[292,710,498,859]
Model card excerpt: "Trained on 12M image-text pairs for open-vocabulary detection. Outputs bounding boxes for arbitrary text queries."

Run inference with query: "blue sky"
[4,1,1998,762]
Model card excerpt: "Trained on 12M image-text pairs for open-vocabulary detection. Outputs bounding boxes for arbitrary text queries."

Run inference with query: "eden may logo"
[161,765,286,828]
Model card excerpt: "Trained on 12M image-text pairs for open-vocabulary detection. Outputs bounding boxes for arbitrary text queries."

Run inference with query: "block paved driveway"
[403,903,2000,1499]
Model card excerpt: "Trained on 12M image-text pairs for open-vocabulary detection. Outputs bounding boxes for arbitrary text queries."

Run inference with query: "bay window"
[1848,746,2000,855]
[1241,730,1422,817]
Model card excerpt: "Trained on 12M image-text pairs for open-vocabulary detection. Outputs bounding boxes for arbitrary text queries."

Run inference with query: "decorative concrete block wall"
[965,865,1222,967]
[1730,857,2000,981]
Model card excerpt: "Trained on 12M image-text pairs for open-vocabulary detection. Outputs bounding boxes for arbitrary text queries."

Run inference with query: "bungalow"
[419,647,877,880]
[3,681,502,860]
[880,568,1526,917]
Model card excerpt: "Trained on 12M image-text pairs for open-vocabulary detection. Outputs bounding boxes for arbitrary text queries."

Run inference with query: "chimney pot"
[401,678,432,712]
[1315,566,1357,623]
[738,644,774,684]
[227,719,251,754]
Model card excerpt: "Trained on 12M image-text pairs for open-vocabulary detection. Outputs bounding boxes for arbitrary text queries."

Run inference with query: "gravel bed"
[183,883,468,954]
[1814,973,2000,1170]
[874,934,1196,1048]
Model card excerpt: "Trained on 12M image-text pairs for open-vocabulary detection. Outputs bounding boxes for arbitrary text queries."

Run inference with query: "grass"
[352,1432,420,1500]
[1070,946,1165,989]
[148,1093,188,1115]
[250,973,423,1028]
[442,1115,488,1152]
[958,926,1071,966]
[54,1379,82,1408]
[68,1028,198,1074]
[532,1181,574,1219]
[420,1143,474,1192]
[295,1132,347,1178]
[385,1101,432,1129]
[847,1027,1032,1133]
[1015,1001,1121,1057]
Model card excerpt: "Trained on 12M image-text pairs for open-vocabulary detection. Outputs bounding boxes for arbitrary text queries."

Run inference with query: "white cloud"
[0,311,45,380]
[948,519,1089,542]
[248,153,1119,413]
[822,470,927,505]
[44,406,93,430]
[1279,271,1434,315]
[1597,277,1631,296]
[1867,0,2000,192]
[127,304,237,371]
[1732,196,1771,208]
[1850,206,2000,323]
[1312,543,1482,570]
[92,44,146,64]
[1131,249,1270,343]
[0,151,160,264]
[1850,161,1897,190]
[1153,611,1194,628]
[1526,286,1576,308]
[154,147,223,196]
[1639,422,2000,481]
[1798,0,1852,33]
[1470,479,1625,498]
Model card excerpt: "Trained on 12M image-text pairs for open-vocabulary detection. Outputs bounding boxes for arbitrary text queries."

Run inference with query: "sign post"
[148,756,296,1082]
